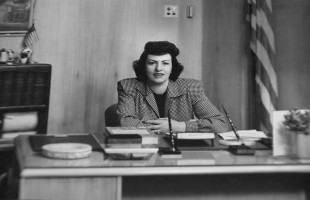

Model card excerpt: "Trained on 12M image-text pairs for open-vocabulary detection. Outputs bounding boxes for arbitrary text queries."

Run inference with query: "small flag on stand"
[247,0,278,135]
[23,23,39,48]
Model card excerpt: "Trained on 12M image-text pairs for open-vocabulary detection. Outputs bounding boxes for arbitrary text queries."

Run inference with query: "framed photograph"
[0,0,34,34]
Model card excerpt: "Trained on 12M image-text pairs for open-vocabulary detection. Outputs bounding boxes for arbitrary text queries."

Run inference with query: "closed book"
[0,72,13,106]
[106,143,142,148]
[23,72,35,105]
[13,72,26,106]
[105,134,142,144]
[33,72,46,105]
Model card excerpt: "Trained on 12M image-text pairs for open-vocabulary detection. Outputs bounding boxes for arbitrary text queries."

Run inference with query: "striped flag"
[23,23,39,48]
[248,0,278,135]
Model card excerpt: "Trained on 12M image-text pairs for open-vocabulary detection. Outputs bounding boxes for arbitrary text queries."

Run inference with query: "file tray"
[228,144,255,155]
[29,134,104,152]
[162,137,215,151]
[159,147,182,159]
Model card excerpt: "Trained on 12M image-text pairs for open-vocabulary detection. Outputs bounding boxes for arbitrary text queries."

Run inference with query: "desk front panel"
[15,135,310,176]
[19,176,121,200]
[15,135,310,200]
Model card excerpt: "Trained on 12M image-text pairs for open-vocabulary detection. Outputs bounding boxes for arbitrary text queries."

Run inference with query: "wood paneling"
[32,0,203,133]
[0,0,309,133]
[201,0,252,129]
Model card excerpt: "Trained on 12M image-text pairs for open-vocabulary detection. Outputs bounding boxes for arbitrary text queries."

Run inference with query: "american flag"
[248,0,278,135]
[23,23,39,47]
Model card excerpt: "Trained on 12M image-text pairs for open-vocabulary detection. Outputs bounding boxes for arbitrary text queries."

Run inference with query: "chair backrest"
[105,104,119,127]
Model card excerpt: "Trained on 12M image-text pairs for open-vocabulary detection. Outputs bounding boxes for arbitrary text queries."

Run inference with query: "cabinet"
[0,64,51,136]
[0,64,51,198]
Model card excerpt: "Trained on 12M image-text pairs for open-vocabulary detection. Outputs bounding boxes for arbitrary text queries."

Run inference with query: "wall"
[13,0,203,133]
[0,0,309,133]
[201,0,252,129]
[273,0,310,109]
[201,0,310,129]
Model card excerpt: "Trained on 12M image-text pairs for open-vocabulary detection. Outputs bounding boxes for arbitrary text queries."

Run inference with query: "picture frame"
[0,0,35,35]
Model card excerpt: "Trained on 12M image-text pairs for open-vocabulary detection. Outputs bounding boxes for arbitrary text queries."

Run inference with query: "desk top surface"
[15,135,310,178]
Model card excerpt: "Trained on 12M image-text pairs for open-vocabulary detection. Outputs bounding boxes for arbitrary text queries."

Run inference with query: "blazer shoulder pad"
[117,78,141,94]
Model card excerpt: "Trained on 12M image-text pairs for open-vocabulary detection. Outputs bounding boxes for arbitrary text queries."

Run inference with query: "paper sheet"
[218,130,267,140]
[106,127,150,135]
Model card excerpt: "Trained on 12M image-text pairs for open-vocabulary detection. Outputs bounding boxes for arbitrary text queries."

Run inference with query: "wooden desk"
[15,135,310,200]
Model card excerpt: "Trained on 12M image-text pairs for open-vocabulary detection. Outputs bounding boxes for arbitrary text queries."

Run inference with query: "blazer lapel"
[136,82,160,117]
[165,80,185,116]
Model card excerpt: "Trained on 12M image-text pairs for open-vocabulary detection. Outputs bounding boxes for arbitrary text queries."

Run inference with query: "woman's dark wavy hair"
[133,41,184,82]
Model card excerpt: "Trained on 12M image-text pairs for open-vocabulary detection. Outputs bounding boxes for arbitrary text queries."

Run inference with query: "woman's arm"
[144,118,186,134]
[116,80,144,127]
[186,81,229,133]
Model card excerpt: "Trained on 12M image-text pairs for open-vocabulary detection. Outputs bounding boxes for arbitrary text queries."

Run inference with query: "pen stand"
[159,132,181,158]
[228,144,255,155]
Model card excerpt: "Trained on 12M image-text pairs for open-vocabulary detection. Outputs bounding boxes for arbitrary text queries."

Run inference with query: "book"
[33,72,46,105]
[23,72,35,105]
[13,72,26,106]
[106,126,150,135]
[0,71,13,106]
[105,134,142,148]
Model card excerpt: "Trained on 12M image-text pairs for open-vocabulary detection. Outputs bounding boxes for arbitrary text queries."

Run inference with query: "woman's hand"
[144,118,186,134]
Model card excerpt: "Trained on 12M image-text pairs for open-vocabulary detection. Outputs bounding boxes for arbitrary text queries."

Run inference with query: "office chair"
[105,104,119,127]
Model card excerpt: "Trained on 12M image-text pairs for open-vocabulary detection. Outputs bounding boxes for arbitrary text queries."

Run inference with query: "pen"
[167,110,176,151]
[221,105,241,141]
[168,111,172,134]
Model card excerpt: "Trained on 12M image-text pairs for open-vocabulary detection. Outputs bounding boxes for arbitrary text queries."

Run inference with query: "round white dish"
[218,139,257,146]
[42,143,92,159]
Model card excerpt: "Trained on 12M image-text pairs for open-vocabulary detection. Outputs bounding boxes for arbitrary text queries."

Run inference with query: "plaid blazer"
[117,78,229,133]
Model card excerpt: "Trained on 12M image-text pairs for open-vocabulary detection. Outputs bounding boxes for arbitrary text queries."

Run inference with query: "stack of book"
[0,71,48,106]
[104,127,159,160]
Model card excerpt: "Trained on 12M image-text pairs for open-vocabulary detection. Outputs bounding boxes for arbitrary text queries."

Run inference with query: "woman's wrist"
[173,121,186,133]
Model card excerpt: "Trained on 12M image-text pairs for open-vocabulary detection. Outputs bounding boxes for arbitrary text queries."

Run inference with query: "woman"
[116,41,229,134]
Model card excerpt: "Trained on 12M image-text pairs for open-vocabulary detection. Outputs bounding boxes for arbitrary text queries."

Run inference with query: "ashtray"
[42,143,92,159]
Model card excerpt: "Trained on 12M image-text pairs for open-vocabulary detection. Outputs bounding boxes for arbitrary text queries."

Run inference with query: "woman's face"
[145,54,172,86]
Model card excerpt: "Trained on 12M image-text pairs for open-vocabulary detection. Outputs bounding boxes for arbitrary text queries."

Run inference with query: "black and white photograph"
[0,0,309,199]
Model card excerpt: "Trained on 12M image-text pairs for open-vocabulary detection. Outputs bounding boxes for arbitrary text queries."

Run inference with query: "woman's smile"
[146,54,172,86]
[153,72,165,77]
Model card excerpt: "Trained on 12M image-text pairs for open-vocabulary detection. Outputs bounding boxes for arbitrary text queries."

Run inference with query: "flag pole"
[22,19,39,64]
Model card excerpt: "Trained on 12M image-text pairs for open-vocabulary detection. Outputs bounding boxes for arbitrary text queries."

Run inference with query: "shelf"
[0,105,47,111]
[0,64,51,135]
[0,138,14,151]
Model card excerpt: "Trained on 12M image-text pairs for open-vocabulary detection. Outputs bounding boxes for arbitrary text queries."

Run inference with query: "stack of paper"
[105,127,159,159]
[218,130,267,140]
